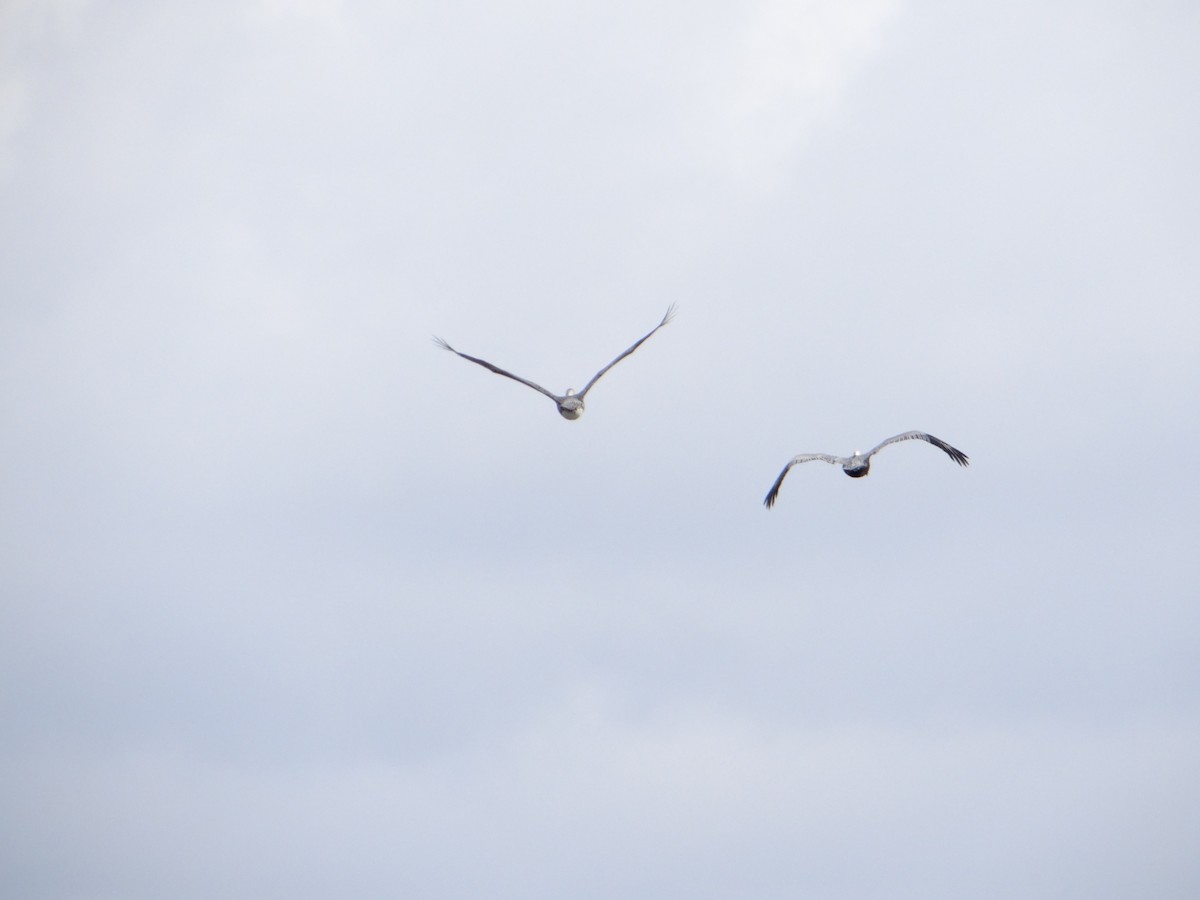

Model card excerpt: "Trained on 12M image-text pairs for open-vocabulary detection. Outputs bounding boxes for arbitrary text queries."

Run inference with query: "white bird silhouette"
[764,431,969,508]
[435,305,676,420]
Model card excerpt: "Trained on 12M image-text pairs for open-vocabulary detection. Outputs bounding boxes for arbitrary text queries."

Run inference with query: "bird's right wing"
[577,304,676,399]
[434,337,560,403]
[865,431,970,466]
[763,454,843,508]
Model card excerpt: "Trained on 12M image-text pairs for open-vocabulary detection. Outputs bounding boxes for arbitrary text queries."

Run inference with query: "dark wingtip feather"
[926,434,970,467]
[763,467,789,509]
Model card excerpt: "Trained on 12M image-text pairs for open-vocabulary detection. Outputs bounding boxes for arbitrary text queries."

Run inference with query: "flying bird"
[435,305,676,420]
[763,431,969,508]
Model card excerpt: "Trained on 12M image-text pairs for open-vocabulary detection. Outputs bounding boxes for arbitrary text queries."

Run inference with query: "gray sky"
[2,1,1198,897]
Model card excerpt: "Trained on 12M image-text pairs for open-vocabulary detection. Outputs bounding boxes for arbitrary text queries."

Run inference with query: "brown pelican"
[435,305,676,420]
[764,431,969,508]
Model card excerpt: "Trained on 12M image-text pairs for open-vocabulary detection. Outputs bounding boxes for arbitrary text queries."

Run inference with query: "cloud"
[0,73,28,180]
[1,2,1198,897]
[699,0,900,186]
[5,697,1196,899]
[249,0,346,24]
[0,0,92,182]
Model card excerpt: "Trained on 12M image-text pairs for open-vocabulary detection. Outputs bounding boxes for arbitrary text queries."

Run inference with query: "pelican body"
[843,453,871,477]
[435,305,675,420]
[558,391,584,420]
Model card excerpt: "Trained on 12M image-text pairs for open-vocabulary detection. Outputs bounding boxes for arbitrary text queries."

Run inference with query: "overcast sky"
[2,1,1198,897]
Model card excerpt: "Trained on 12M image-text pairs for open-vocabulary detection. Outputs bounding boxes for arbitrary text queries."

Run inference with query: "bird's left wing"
[577,304,676,399]
[763,454,842,508]
[433,337,560,403]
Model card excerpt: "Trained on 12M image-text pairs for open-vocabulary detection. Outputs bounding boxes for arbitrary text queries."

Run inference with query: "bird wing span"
[577,304,676,399]
[762,454,843,508]
[865,431,970,466]
[433,337,560,403]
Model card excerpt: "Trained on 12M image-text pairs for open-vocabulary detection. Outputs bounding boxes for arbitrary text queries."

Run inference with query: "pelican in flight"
[764,431,969,508]
[435,305,676,420]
